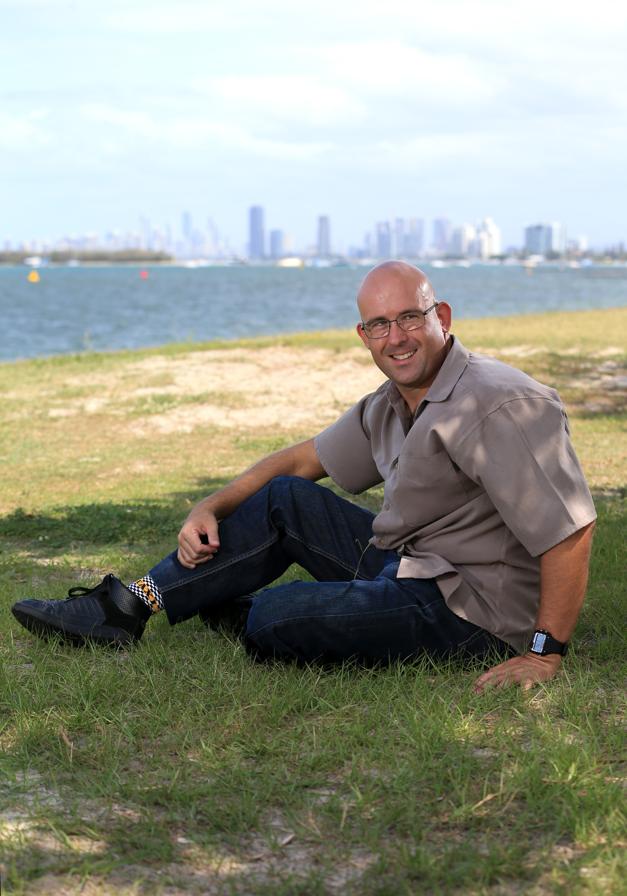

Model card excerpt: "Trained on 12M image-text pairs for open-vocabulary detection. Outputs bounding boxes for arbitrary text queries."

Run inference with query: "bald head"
[355,260,452,411]
[357,261,435,319]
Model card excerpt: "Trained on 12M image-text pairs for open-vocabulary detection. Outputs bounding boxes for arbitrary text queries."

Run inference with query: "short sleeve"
[456,397,596,556]
[314,397,383,494]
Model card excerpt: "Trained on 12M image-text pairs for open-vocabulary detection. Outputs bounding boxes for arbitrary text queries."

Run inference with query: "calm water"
[1,263,626,361]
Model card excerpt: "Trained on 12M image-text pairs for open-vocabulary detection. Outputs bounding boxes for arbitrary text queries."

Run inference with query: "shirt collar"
[423,335,469,403]
[385,335,470,416]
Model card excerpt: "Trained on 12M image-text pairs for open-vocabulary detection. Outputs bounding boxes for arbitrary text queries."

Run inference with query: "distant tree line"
[0,249,174,265]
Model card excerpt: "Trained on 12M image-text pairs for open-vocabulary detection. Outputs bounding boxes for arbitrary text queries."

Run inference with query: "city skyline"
[6,206,609,261]
[2,1,626,251]
[2,195,621,258]
[0,205,604,261]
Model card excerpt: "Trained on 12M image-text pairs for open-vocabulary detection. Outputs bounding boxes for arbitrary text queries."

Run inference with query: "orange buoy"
[27,270,40,283]
[139,269,149,280]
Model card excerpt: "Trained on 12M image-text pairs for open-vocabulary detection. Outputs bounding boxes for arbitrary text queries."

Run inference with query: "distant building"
[376,221,392,258]
[524,222,566,256]
[270,229,285,260]
[569,235,588,254]
[403,218,424,257]
[474,217,502,258]
[249,205,265,260]
[181,211,193,243]
[432,217,451,254]
[393,218,405,258]
[317,215,331,257]
[450,224,476,257]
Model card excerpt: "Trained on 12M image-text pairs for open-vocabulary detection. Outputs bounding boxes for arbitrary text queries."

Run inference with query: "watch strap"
[529,629,568,656]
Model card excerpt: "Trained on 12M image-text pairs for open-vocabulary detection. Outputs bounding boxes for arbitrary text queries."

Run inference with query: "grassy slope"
[0,307,625,895]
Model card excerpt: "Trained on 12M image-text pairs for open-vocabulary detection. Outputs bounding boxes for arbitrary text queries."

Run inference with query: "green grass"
[0,308,625,894]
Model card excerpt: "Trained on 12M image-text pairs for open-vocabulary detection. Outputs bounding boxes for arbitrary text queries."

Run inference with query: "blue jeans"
[149,476,512,664]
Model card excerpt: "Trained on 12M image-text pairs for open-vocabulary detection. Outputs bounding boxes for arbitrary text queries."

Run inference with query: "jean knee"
[267,474,311,502]
[267,475,320,522]
[244,595,282,656]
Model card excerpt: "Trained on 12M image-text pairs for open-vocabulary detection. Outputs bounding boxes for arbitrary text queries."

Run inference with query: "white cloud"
[79,103,331,160]
[2,0,626,244]
[202,76,366,128]
[0,109,50,149]
[313,41,499,105]
[103,2,242,33]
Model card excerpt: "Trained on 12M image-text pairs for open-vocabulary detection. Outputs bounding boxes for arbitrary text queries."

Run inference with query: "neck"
[398,336,452,414]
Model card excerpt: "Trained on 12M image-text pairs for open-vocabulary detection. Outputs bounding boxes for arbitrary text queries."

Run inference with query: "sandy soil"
[51,346,388,433]
[41,342,626,434]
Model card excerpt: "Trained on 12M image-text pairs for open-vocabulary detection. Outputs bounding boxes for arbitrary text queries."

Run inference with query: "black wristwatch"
[529,629,568,656]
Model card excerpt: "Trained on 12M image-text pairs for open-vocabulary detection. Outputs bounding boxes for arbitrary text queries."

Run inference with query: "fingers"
[473,654,561,694]
[177,532,218,568]
[177,512,221,569]
[473,662,514,694]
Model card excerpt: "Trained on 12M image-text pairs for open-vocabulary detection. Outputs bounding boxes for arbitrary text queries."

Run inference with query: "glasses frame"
[360,302,440,339]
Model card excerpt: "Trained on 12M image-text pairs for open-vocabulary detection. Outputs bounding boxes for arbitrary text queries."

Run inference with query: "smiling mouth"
[389,350,416,361]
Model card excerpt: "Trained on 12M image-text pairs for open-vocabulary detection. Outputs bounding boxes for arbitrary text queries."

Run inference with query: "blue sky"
[2,0,626,251]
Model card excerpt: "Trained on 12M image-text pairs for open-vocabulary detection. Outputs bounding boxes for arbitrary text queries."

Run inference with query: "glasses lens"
[364,308,430,338]
[365,321,389,338]
[397,312,425,331]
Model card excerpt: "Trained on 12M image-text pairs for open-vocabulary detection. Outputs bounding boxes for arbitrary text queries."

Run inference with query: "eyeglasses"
[360,302,439,339]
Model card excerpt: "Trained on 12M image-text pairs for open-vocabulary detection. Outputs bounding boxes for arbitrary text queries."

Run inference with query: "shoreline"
[2,258,627,270]
[1,305,626,368]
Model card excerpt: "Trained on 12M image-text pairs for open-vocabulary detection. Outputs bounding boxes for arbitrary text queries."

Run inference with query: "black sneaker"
[11,574,152,647]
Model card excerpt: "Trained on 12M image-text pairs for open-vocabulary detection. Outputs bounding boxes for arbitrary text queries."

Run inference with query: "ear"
[435,301,452,334]
[356,322,370,348]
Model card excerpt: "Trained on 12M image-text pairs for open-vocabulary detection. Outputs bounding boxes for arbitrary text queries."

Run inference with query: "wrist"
[529,629,569,657]
[525,651,562,669]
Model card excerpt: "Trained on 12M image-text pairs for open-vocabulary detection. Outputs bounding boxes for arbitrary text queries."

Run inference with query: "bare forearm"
[474,521,595,693]
[201,438,325,521]
[536,522,595,642]
[177,438,326,567]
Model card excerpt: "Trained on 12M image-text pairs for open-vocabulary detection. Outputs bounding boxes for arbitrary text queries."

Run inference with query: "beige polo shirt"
[314,336,596,653]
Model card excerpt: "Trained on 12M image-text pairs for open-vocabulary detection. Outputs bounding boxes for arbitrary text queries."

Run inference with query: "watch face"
[532,632,547,653]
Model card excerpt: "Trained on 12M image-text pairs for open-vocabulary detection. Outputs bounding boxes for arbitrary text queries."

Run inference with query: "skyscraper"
[449,224,476,257]
[432,217,451,254]
[524,222,565,256]
[393,218,405,258]
[375,221,391,258]
[249,206,265,260]
[475,217,502,258]
[270,229,284,260]
[403,218,424,257]
[181,211,193,242]
[317,215,331,257]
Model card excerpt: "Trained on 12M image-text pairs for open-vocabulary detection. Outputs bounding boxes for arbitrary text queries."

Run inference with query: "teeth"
[392,351,414,360]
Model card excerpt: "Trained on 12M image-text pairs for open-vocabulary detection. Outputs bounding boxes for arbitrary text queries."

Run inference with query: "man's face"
[356,268,451,404]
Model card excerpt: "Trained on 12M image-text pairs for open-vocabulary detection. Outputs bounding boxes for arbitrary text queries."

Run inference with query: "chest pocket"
[393,448,470,530]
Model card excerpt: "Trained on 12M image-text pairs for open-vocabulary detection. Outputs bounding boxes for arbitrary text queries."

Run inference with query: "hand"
[177,502,221,569]
[473,653,562,694]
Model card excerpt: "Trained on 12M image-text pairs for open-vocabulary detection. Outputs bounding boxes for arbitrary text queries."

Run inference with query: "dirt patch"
[2,790,376,895]
[45,346,386,434]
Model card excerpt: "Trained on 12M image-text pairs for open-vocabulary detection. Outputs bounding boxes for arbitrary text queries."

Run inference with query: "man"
[12,262,596,692]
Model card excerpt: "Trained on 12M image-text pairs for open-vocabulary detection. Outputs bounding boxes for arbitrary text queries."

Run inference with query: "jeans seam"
[248,602,420,637]
[284,525,373,580]
[160,534,278,594]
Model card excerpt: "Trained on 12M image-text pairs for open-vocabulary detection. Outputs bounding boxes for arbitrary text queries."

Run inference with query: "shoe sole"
[11,605,136,647]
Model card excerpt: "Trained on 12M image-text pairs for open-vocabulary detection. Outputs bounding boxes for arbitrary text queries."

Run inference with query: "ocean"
[1,262,625,362]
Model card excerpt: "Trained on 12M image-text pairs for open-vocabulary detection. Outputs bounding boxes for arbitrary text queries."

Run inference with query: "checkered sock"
[127,575,164,614]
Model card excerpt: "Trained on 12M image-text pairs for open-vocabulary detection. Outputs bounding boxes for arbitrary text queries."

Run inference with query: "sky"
[2,0,626,252]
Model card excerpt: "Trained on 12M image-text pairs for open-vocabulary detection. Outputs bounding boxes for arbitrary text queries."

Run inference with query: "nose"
[387,319,409,344]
